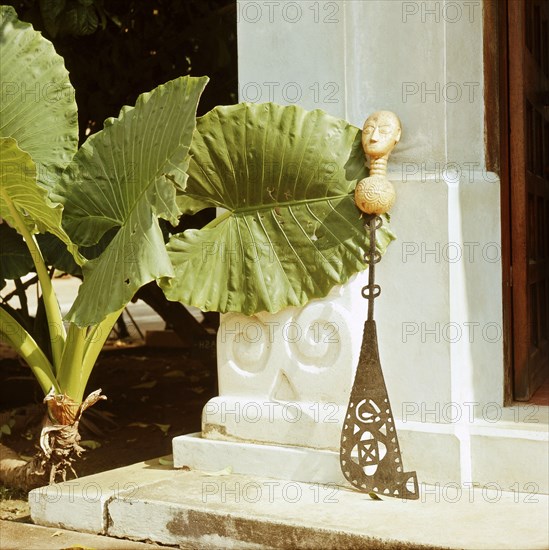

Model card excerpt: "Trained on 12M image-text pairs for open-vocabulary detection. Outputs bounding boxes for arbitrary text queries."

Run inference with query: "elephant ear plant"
[0,6,208,490]
[0,8,395,492]
[160,102,395,313]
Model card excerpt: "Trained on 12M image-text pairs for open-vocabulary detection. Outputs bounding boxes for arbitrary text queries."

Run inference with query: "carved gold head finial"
[355,111,401,215]
[361,111,401,161]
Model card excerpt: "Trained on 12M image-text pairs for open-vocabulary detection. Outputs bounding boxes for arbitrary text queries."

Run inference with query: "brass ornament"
[355,175,395,215]
[354,111,401,215]
[340,112,418,500]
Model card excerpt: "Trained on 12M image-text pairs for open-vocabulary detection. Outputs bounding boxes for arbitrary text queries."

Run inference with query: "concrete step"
[29,456,549,550]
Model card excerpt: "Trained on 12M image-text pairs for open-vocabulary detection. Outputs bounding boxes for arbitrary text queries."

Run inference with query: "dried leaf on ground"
[131,380,157,389]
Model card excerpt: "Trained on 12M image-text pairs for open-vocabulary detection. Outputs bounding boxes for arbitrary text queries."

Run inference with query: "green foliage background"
[5,0,237,144]
[1,0,234,346]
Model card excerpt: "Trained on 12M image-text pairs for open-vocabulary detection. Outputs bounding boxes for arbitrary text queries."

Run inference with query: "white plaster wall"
[236,0,346,117]
[344,0,447,164]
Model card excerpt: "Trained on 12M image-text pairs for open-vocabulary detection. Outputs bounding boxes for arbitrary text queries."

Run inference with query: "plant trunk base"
[0,389,106,492]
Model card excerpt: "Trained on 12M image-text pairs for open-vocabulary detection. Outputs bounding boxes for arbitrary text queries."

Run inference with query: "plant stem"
[202,209,231,229]
[56,308,124,403]
[75,308,124,403]
[57,323,88,401]
[2,197,66,371]
[0,307,59,394]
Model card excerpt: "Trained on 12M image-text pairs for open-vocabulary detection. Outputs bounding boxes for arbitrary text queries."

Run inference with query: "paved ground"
[0,520,175,550]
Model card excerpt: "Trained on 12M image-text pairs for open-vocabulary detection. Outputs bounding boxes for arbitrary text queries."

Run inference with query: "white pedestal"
[173,272,371,483]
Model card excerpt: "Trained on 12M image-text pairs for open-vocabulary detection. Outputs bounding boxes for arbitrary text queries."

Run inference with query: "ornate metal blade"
[340,319,418,499]
[339,216,418,500]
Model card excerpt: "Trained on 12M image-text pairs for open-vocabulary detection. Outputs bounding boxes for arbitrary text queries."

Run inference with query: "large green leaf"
[0,6,78,190]
[56,76,208,326]
[160,103,395,315]
[0,137,81,261]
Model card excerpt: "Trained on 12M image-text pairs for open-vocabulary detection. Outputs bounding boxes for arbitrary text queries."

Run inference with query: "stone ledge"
[175,427,549,493]
[29,456,549,550]
[28,456,176,534]
[173,432,349,485]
